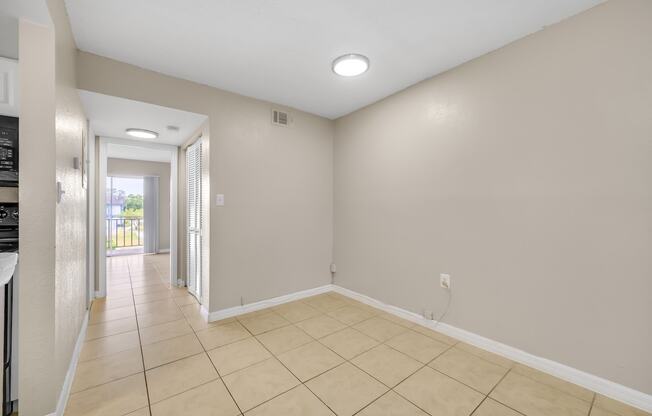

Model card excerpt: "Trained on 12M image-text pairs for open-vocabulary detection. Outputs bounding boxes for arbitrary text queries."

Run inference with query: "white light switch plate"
[440,273,451,289]
[215,194,225,206]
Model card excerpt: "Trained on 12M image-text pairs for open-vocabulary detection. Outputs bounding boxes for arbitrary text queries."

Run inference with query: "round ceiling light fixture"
[125,128,159,139]
[332,53,370,77]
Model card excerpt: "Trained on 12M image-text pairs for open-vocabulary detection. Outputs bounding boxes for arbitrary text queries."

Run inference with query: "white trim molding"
[207,285,335,322]
[97,138,107,299]
[54,310,89,416]
[200,305,210,320]
[206,284,652,413]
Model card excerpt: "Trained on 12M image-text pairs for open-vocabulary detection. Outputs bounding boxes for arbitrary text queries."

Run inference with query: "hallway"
[64,254,220,415]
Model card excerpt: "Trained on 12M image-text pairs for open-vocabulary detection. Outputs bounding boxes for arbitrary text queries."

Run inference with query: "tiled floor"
[65,254,649,416]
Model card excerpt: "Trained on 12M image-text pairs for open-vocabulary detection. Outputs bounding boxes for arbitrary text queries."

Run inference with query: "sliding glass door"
[186,141,202,298]
[106,176,144,256]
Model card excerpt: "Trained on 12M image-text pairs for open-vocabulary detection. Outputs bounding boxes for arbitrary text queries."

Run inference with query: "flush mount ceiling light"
[332,54,370,77]
[125,128,158,139]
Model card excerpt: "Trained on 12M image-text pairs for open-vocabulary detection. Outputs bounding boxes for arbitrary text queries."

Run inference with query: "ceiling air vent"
[272,109,290,127]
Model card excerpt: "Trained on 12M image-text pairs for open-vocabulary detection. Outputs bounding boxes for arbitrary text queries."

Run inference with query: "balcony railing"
[106,217,144,249]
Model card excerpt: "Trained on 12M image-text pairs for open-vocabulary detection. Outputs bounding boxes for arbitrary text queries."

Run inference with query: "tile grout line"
[134,266,219,415]
[174,290,246,415]
[75,307,439,407]
[322,296,598,416]
[232,295,443,415]
[222,294,452,415]
[360,338,459,416]
[300,296,506,415]
[82,285,444,415]
[306,305,455,415]
[235,312,340,416]
[588,392,597,416]
[80,283,609,416]
[468,368,517,416]
[190,338,245,414]
[303,295,443,415]
[127,258,154,416]
[113,257,221,414]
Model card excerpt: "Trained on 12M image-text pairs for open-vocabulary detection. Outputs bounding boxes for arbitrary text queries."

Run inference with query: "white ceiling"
[0,0,51,26]
[65,0,602,119]
[1,0,51,61]
[79,90,207,146]
[107,143,172,163]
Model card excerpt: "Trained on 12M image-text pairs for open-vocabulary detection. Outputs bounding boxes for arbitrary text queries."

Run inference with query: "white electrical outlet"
[440,273,451,289]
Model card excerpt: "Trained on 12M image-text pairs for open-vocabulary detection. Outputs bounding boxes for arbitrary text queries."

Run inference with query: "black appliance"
[0,116,18,188]
[0,204,18,416]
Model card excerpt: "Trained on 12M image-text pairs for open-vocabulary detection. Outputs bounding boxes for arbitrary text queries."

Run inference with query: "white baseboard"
[200,305,210,320]
[157,248,170,253]
[330,285,652,414]
[205,283,651,413]
[207,285,334,322]
[94,289,105,298]
[54,309,89,416]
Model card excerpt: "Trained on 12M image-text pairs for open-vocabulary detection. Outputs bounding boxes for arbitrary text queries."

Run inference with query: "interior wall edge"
[52,310,89,416]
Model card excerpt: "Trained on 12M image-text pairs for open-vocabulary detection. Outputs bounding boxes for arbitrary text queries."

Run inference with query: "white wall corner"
[329,285,652,414]
[207,284,335,322]
[55,310,89,416]
[200,304,210,320]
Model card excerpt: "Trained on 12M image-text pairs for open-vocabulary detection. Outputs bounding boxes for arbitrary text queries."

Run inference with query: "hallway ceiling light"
[125,128,159,139]
[332,54,370,77]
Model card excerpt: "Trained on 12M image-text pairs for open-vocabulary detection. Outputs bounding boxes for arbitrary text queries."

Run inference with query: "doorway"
[97,138,179,296]
[106,176,145,256]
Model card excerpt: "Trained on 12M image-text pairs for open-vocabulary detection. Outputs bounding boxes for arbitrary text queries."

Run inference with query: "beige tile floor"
[65,254,650,416]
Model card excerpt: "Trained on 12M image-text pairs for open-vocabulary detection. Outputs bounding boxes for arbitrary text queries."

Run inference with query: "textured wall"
[107,158,171,250]
[17,1,89,414]
[334,0,652,393]
[50,0,89,411]
[17,18,58,416]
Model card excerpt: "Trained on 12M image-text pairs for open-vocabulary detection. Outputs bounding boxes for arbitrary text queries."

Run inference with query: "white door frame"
[86,123,96,306]
[98,137,179,295]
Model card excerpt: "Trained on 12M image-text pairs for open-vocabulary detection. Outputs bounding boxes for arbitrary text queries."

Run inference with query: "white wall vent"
[272,109,290,127]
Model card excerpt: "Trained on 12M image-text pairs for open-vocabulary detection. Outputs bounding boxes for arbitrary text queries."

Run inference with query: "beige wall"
[18,0,89,414]
[77,52,334,312]
[0,15,18,60]
[107,158,171,250]
[51,0,89,407]
[334,0,652,394]
[18,17,58,416]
